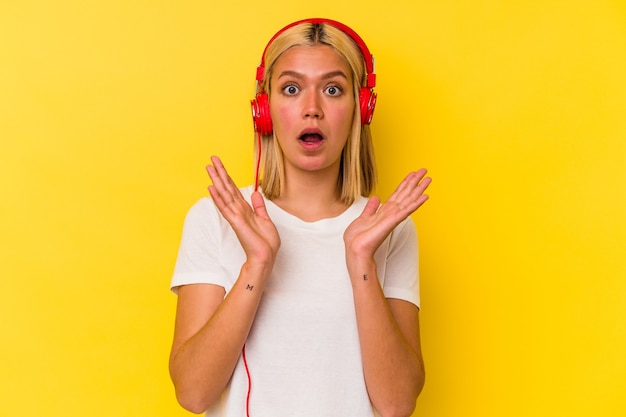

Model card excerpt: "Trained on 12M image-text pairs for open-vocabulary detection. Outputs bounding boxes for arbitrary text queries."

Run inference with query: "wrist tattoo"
[363,274,368,281]
[246,284,254,291]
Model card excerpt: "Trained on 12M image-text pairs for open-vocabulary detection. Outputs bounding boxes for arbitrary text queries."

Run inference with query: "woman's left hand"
[344,169,431,266]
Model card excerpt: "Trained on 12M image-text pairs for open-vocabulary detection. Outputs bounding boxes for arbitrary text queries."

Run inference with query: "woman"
[169,18,431,417]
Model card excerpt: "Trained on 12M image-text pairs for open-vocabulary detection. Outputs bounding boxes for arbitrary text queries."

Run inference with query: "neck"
[271,165,349,222]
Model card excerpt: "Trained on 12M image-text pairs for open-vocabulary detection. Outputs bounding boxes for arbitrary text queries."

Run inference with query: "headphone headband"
[255,18,376,89]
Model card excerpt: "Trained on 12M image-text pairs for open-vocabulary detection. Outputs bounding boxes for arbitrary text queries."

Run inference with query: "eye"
[282,84,300,96]
[324,85,343,96]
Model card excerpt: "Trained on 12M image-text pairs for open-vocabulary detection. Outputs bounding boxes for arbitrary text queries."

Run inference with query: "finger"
[207,184,232,216]
[405,175,432,205]
[206,158,245,217]
[417,175,432,194]
[360,196,381,218]
[206,163,228,194]
[250,191,270,219]
[207,157,246,209]
[205,164,221,187]
[405,169,428,193]
[389,169,427,200]
[402,177,431,212]
[206,165,234,210]
[209,156,239,195]
[387,172,431,215]
[408,177,432,198]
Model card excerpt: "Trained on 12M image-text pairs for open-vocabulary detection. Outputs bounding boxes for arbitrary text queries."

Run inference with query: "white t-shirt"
[171,186,420,417]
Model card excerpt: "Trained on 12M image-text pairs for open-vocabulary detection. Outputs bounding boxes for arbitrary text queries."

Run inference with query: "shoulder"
[183,197,217,225]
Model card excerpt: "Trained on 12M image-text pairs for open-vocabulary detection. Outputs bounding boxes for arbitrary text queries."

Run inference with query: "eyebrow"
[277,70,349,81]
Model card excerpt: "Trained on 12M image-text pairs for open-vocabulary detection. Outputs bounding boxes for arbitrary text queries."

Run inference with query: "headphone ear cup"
[359,87,377,125]
[251,92,273,135]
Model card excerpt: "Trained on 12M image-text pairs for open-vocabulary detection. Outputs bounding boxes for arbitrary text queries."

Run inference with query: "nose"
[302,90,323,120]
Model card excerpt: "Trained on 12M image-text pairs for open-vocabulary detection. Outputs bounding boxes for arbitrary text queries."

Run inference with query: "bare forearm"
[169,262,270,413]
[349,260,425,417]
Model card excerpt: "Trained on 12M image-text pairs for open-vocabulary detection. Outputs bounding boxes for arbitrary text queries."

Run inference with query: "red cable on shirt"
[242,344,252,417]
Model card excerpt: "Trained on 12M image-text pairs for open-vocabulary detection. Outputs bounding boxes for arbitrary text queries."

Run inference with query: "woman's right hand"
[206,156,281,273]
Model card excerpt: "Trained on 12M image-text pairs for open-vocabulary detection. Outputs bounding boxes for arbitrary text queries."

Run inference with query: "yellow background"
[1,1,625,416]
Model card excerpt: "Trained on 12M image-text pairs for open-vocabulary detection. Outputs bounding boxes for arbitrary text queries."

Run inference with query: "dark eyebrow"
[277,70,349,80]
[322,70,349,80]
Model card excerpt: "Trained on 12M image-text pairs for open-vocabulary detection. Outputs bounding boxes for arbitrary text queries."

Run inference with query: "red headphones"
[251,18,377,135]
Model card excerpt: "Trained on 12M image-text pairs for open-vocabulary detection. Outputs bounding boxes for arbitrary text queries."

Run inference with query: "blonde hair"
[255,22,376,205]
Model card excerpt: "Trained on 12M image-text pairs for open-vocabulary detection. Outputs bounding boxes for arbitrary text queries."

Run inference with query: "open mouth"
[298,128,325,144]
[299,133,324,143]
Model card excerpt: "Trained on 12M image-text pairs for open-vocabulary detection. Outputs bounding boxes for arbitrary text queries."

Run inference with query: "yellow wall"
[1,1,624,416]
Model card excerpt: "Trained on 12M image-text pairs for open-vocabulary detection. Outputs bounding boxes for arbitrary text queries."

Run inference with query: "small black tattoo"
[246,284,254,291]
[363,274,368,281]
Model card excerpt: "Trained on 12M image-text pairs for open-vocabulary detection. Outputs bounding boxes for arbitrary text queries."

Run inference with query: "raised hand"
[344,169,431,268]
[206,156,281,271]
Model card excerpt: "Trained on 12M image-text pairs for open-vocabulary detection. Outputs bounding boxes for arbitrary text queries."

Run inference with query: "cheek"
[270,102,296,131]
[335,104,355,133]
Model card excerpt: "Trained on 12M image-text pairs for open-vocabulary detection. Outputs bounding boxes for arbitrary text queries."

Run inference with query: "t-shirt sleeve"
[170,198,230,293]
[380,216,421,309]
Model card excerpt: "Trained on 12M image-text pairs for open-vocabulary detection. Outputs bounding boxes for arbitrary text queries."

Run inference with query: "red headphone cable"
[246,135,260,417]
[242,344,252,417]
[254,132,262,192]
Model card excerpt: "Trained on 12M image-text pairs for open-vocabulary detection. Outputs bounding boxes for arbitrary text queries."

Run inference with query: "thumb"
[251,191,270,218]
[360,196,381,217]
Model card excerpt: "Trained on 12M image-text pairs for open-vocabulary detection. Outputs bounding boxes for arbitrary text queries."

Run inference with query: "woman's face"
[269,44,355,178]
